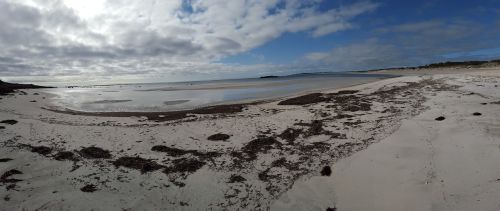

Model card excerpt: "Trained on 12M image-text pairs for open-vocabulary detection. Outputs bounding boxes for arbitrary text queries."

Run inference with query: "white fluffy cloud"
[0,0,379,82]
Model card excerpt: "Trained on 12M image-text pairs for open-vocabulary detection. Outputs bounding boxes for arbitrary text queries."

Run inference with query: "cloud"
[305,19,500,71]
[0,0,379,82]
[304,39,407,70]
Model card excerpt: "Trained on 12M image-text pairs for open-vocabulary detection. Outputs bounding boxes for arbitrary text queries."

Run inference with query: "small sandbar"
[163,100,190,105]
[86,100,132,104]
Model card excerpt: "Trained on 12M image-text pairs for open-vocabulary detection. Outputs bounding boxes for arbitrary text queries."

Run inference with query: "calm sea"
[42,73,394,112]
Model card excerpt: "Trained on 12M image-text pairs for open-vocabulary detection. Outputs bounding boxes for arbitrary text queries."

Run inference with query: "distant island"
[259,75,280,79]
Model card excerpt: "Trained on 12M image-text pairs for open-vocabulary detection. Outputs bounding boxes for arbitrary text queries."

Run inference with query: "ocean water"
[42,73,394,112]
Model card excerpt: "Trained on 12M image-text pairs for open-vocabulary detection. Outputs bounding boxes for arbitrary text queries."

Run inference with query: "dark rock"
[321,166,332,176]
[473,112,482,116]
[435,116,445,121]
[0,80,52,95]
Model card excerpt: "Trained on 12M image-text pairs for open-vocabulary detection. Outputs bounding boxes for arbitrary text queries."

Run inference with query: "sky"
[0,0,499,85]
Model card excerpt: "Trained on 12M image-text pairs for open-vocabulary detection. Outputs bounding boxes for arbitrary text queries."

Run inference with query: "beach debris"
[79,147,112,159]
[113,156,163,173]
[278,93,326,105]
[0,158,13,162]
[228,175,246,183]
[435,116,445,121]
[80,184,98,192]
[279,128,302,144]
[1,169,23,183]
[151,145,195,157]
[278,90,361,106]
[30,146,52,155]
[241,136,282,160]
[321,166,332,176]
[473,112,482,116]
[54,151,78,161]
[207,133,231,141]
[6,183,16,190]
[164,158,205,174]
[336,90,359,95]
[0,120,18,125]
[326,207,337,211]
[306,120,327,136]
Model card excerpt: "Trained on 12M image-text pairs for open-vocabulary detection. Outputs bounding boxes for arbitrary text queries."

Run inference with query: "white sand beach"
[274,67,500,211]
[1,67,500,210]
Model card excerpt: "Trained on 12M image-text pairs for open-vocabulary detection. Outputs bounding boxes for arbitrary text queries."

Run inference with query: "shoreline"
[41,76,390,120]
[1,67,499,210]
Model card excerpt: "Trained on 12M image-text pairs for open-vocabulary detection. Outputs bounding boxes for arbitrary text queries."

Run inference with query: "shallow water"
[42,73,394,112]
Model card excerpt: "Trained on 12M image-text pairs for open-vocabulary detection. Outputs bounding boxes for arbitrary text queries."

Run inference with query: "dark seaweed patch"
[241,136,282,160]
[0,158,13,162]
[1,169,23,183]
[228,175,246,183]
[79,147,111,159]
[113,156,163,173]
[54,151,78,161]
[151,145,195,157]
[80,184,97,192]
[164,158,206,174]
[31,146,52,155]
[207,133,231,141]
[0,120,17,125]
[278,93,326,105]
[278,128,302,144]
